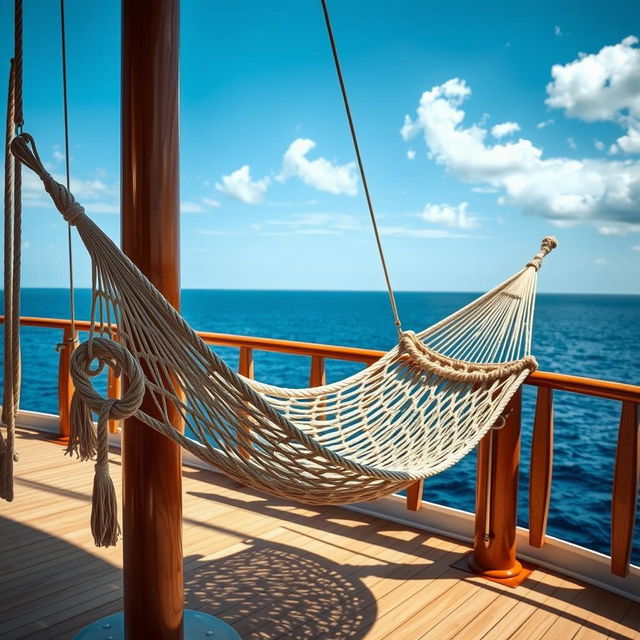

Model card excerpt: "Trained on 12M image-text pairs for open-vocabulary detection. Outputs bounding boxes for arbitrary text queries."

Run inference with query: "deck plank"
[0,429,636,640]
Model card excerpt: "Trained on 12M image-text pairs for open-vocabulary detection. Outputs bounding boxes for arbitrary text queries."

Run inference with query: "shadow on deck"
[0,430,637,639]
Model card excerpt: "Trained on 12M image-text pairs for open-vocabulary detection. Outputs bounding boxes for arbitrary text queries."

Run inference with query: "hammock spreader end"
[527,235,558,271]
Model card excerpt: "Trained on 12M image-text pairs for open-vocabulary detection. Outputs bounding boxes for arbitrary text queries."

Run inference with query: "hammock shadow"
[183,538,377,640]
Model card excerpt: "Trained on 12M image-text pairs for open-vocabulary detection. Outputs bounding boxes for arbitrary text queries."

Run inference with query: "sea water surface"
[2,288,639,564]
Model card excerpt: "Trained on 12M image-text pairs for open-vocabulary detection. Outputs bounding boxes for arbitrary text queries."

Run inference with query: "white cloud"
[257,213,361,236]
[536,119,555,129]
[598,223,640,235]
[554,25,564,37]
[407,149,416,160]
[471,185,498,193]
[52,146,64,164]
[631,244,640,250]
[401,76,640,234]
[616,127,640,153]
[491,122,521,139]
[594,140,605,151]
[181,198,221,214]
[420,202,479,229]
[567,137,577,149]
[545,36,640,122]
[595,257,608,264]
[85,202,119,214]
[215,165,270,204]
[278,138,358,196]
[379,226,472,239]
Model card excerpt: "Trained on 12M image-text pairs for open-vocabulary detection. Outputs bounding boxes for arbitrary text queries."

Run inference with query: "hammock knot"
[70,337,145,423]
[11,132,87,227]
[527,235,558,271]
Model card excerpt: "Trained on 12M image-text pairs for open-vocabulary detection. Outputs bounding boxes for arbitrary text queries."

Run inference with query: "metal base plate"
[72,609,241,639]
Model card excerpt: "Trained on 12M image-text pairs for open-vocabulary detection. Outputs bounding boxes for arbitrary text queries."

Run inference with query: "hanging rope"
[320,0,403,337]
[1,0,24,501]
[58,0,77,350]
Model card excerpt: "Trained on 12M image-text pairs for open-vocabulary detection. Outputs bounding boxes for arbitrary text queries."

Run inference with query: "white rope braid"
[11,133,556,545]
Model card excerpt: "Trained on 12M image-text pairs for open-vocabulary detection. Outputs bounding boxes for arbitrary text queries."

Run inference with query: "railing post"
[529,387,554,547]
[56,328,76,438]
[468,389,530,585]
[611,401,639,577]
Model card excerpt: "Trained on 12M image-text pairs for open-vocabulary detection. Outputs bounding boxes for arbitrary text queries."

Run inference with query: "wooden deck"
[0,430,638,640]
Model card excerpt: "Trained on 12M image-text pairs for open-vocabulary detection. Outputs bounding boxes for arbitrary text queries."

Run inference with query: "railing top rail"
[3,315,639,404]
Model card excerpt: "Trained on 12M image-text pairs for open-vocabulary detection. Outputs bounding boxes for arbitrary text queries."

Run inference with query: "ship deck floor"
[1,429,638,640]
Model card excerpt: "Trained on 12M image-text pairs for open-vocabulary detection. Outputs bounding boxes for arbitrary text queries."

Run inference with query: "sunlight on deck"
[0,430,638,639]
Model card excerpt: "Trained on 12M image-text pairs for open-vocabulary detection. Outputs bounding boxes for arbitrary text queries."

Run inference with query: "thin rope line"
[60,0,76,341]
[319,0,402,337]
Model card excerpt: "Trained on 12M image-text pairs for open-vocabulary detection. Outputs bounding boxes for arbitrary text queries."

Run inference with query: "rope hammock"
[12,130,555,547]
[1,0,556,547]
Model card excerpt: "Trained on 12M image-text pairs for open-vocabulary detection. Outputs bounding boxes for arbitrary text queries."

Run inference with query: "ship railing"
[2,315,638,580]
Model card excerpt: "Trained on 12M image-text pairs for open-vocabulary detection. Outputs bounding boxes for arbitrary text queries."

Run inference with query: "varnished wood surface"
[120,0,182,636]
[0,430,638,640]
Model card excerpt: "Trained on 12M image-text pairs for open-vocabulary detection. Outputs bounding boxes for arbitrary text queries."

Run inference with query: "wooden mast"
[121,1,183,637]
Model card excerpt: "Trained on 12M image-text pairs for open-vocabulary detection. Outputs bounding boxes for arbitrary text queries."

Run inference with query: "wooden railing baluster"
[309,355,326,387]
[56,328,76,438]
[107,368,122,434]
[238,346,254,379]
[611,400,639,577]
[529,387,554,547]
[237,347,254,459]
[406,479,424,511]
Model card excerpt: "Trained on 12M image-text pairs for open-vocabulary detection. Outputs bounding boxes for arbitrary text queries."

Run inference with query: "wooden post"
[529,387,554,547]
[56,327,76,438]
[467,389,531,585]
[121,1,183,638]
[611,401,639,577]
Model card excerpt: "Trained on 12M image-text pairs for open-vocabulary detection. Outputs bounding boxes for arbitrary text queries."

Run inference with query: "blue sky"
[1,0,639,293]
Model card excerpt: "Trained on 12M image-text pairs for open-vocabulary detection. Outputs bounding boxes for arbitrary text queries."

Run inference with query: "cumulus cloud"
[216,165,270,204]
[491,122,521,139]
[407,149,416,160]
[401,76,640,233]
[536,119,555,129]
[616,127,640,153]
[278,138,358,195]
[546,36,640,156]
[546,36,640,122]
[420,202,479,229]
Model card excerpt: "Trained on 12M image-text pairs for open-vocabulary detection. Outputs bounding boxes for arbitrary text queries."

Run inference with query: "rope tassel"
[69,337,145,547]
[66,392,97,461]
[91,401,120,547]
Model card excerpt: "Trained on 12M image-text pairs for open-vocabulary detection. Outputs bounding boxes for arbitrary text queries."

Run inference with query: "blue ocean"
[3,288,639,564]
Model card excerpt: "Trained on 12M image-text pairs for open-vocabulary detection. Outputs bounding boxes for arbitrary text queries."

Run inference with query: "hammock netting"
[6,135,556,543]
